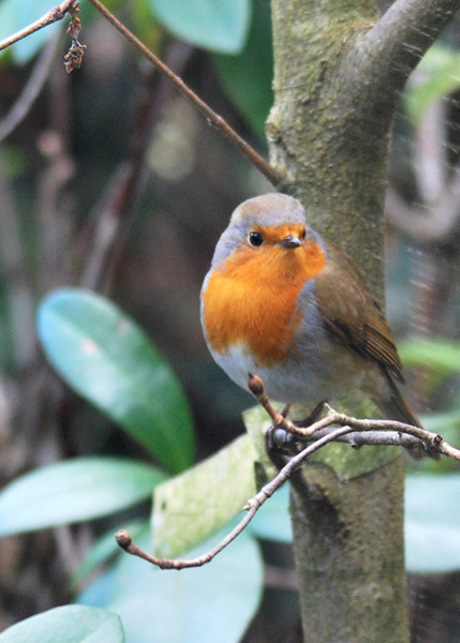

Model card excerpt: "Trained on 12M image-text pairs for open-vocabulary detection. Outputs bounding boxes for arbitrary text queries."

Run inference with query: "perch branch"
[115,423,358,570]
[115,375,460,570]
[85,0,279,186]
[248,374,460,460]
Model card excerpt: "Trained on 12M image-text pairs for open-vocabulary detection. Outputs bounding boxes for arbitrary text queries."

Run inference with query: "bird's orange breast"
[202,238,326,367]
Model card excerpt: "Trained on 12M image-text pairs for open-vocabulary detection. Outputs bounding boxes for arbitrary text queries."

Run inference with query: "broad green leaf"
[406,44,460,127]
[0,605,124,643]
[153,434,258,557]
[79,526,263,643]
[405,474,460,572]
[0,457,164,537]
[37,288,195,472]
[215,0,273,139]
[399,338,460,375]
[148,0,250,53]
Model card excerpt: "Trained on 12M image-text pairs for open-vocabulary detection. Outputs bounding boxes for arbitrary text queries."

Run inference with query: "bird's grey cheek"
[211,229,248,268]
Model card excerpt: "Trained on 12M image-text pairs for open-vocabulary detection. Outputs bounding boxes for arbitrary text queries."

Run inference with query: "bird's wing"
[313,240,404,382]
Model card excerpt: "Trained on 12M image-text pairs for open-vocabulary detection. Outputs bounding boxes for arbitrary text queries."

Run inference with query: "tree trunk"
[268,0,460,640]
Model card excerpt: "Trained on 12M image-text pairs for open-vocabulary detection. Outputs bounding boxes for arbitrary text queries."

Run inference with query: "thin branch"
[115,423,357,570]
[248,373,334,439]
[115,375,460,570]
[249,374,458,458]
[0,0,75,52]
[304,426,430,451]
[85,0,279,187]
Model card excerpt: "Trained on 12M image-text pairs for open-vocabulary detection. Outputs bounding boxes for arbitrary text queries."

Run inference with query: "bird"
[200,192,428,456]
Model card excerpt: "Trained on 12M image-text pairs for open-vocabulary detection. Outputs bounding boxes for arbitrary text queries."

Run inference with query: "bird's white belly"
[212,339,378,406]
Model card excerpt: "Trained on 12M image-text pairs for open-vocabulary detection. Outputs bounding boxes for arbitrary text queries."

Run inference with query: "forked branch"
[116,374,460,571]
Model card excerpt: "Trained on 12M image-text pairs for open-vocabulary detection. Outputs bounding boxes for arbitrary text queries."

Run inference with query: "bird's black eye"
[300,228,306,240]
[248,231,264,247]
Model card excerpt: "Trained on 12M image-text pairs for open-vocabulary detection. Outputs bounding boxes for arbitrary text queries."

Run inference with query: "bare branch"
[115,422,358,570]
[0,0,75,53]
[249,375,457,459]
[85,0,279,187]
[115,376,460,571]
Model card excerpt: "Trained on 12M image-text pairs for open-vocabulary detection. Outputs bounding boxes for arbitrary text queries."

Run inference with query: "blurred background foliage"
[0,0,459,641]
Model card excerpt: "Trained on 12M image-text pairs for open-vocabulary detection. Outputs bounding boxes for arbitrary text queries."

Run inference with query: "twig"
[116,373,460,570]
[0,0,75,52]
[115,423,357,570]
[248,374,460,459]
[85,0,279,187]
[248,374,332,438]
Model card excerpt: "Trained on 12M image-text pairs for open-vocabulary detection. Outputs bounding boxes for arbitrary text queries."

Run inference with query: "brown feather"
[314,241,404,382]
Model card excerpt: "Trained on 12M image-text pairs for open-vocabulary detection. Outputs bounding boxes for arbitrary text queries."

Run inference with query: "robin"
[201,192,427,455]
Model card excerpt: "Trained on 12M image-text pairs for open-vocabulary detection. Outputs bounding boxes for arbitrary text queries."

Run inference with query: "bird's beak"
[280,235,302,249]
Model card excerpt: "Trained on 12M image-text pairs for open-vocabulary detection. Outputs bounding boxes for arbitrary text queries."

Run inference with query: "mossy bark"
[289,456,408,642]
[268,1,460,640]
[268,0,387,290]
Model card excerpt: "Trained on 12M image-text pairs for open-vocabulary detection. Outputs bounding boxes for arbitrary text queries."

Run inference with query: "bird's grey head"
[210,193,311,268]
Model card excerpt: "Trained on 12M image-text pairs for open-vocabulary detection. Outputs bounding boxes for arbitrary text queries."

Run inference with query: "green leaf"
[0,605,124,643]
[405,44,460,127]
[37,288,195,472]
[214,0,273,139]
[79,526,263,643]
[405,474,460,572]
[153,434,258,557]
[0,457,164,537]
[399,338,460,375]
[148,0,250,53]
